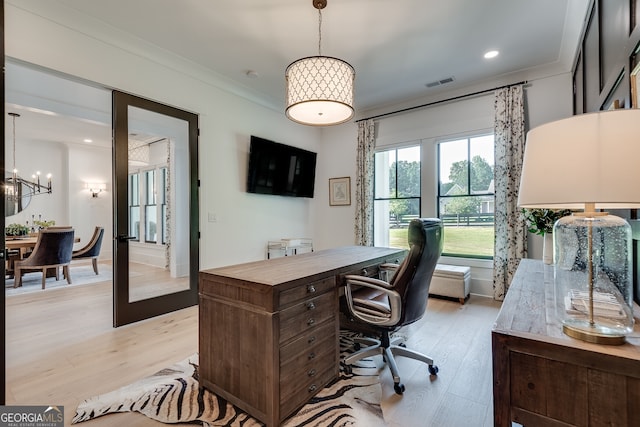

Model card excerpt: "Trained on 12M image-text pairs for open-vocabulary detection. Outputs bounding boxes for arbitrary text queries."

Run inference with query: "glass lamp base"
[563,320,626,345]
[554,213,634,346]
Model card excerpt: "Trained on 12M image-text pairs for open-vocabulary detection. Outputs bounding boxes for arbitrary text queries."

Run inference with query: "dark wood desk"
[199,246,406,427]
[492,259,640,427]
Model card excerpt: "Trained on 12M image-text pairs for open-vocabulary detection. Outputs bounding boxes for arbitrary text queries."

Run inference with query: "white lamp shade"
[285,56,355,126]
[518,109,640,210]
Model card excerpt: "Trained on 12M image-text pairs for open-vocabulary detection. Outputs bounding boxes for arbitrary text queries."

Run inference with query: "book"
[564,289,626,320]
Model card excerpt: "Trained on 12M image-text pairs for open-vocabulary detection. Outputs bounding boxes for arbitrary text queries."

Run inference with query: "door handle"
[117,234,137,242]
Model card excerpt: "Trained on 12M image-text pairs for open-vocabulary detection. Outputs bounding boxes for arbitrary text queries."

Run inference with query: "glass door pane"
[113,90,198,326]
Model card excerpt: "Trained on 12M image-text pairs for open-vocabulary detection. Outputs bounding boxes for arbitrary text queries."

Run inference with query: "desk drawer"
[279,291,336,344]
[346,262,384,278]
[279,276,335,308]
[280,321,336,364]
[279,364,336,420]
[280,336,336,386]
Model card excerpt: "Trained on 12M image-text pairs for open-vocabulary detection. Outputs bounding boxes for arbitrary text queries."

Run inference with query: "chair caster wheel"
[343,364,353,375]
[428,365,439,375]
[398,342,406,348]
[394,383,405,395]
[353,342,361,351]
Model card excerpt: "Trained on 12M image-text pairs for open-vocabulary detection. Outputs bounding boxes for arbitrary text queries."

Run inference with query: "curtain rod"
[355,80,528,123]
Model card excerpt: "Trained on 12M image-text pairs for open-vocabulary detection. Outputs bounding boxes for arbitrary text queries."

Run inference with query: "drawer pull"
[307,284,316,293]
[308,336,316,344]
[306,302,316,310]
[307,318,315,326]
[308,352,316,360]
[307,369,317,377]
[308,384,317,393]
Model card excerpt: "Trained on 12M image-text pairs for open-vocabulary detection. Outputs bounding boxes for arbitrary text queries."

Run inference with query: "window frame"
[373,144,421,249]
[128,165,167,247]
[437,133,495,260]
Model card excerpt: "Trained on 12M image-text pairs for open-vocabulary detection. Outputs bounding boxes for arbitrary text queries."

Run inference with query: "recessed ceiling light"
[484,50,499,59]
[83,138,93,143]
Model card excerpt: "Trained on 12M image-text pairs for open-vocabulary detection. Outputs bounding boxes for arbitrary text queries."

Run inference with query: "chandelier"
[285,0,355,126]
[5,112,52,206]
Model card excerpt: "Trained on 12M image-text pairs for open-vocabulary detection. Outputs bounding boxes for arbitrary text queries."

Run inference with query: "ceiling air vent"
[425,76,455,88]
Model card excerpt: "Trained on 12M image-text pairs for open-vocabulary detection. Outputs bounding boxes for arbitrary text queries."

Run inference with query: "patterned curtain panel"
[355,119,375,246]
[493,85,527,300]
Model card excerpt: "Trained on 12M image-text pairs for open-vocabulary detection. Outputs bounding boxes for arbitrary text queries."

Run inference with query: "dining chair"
[13,227,75,289]
[72,226,104,274]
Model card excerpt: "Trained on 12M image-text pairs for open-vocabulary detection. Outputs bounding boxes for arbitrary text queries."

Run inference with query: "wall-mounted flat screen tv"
[247,136,317,198]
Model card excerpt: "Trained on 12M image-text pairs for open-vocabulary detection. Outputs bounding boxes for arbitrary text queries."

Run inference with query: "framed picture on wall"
[329,177,351,206]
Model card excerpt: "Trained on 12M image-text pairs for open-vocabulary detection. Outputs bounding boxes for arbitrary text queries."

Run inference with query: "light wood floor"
[6,277,501,427]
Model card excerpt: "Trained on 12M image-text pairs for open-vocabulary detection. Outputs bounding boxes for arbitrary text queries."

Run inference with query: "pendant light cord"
[11,114,16,172]
[318,7,322,56]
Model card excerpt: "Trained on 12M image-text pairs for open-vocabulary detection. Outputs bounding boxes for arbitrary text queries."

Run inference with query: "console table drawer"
[279,291,336,344]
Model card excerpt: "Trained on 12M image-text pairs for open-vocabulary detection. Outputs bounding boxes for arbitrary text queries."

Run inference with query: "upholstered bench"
[430,264,471,304]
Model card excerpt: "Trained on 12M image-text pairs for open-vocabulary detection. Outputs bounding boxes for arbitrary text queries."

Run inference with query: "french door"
[112,91,199,327]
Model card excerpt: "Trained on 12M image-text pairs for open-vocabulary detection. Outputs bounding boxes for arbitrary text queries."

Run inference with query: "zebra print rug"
[72,332,386,426]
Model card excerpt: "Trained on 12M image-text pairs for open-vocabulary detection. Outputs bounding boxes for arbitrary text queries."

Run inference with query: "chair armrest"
[380,262,399,271]
[344,275,401,326]
[344,274,395,289]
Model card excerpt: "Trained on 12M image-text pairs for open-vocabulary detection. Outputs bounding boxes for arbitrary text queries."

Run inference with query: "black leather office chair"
[72,226,104,274]
[342,218,443,394]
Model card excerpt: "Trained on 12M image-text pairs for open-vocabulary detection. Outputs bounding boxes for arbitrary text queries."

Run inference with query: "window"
[144,170,157,243]
[128,173,140,240]
[438,134,494,258]
[128,166,167,246]
[159,167,167,244]
[373,146,420,249]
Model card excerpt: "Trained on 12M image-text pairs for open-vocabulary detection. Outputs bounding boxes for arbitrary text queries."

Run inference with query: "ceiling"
[5,0,590,148]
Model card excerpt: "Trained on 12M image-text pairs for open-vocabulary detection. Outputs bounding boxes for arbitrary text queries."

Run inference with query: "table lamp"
[518,109,640,345]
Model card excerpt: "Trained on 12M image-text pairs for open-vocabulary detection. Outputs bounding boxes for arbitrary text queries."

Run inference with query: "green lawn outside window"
[389,226,493,257]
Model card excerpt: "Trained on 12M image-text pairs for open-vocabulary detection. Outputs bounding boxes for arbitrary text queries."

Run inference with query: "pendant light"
[6,112,53,199]
[285,0,355,126]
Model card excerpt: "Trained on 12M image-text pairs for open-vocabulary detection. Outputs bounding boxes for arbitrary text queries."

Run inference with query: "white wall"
[67,144,112,259]
[523,74,575,261]
[312,125,359,250]
[5,1,321,269]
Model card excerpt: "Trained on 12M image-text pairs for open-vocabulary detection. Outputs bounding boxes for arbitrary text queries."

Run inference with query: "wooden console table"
[492,259,640,427]
[199,245,406,427]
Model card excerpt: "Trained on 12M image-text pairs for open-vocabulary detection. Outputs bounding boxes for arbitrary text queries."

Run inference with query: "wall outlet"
[208,212,217,223]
